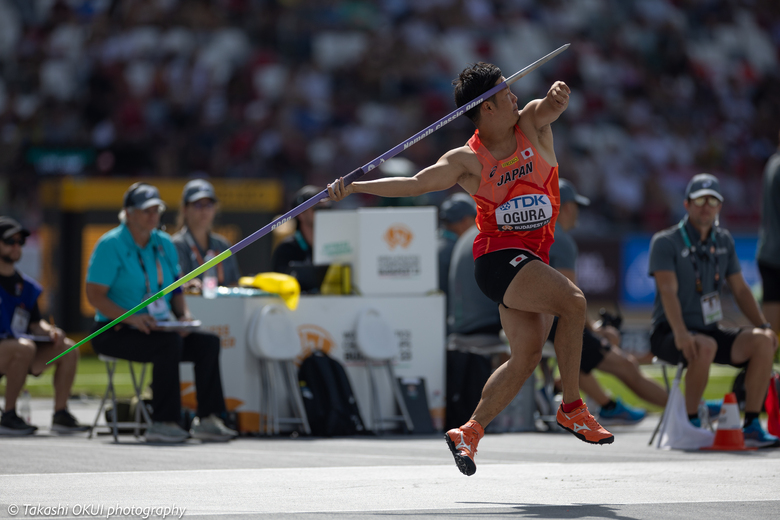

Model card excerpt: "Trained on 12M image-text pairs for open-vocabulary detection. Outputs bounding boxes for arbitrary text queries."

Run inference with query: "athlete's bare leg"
[502,260,587,405]
[470,307,553,427]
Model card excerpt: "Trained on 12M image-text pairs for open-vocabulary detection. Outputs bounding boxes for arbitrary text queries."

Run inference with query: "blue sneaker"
[705,399,722,420]
[597,398,647,426]
[690,417,701,428]
[743,418,780,448]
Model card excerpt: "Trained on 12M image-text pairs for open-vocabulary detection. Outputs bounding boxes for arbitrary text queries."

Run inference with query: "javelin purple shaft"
[230,43,570,255]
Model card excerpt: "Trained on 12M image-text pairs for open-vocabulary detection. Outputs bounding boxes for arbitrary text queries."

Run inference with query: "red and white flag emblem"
[520,147,534,160]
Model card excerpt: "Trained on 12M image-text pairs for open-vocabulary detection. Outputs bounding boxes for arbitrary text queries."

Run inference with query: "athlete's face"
[493,77,518,118]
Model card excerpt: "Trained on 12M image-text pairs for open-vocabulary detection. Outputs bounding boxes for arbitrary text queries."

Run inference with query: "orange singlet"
[469,125,560,263]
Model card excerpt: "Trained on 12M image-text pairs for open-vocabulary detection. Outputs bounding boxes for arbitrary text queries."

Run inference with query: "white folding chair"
[354,307,414,434]
[89,354,152,442]
[247,303,310,436]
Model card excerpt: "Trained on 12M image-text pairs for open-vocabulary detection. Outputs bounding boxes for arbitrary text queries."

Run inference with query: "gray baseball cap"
[182,179,218,204]
[685,173,723,202]
[440,193,477,223]
[123,183,166,211]
[559,178,590,206]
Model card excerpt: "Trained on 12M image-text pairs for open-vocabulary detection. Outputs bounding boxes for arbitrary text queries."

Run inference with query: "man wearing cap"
[548,180,668,425]
[0,216,89,435]
[649,173,779,448]
[438,193,478,298]
[85,182,237,443]
[172,179,241,290]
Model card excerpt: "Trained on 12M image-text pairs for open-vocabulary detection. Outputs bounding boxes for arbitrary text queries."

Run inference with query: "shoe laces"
[458,425,481,455]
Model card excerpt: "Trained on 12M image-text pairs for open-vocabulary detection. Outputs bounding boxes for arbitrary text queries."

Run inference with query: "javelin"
[47,43,569,364]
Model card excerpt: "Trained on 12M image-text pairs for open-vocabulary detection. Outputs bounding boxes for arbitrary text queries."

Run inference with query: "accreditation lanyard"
[678,219,719,294]
[137,245,164,295]
[184,231,224,284]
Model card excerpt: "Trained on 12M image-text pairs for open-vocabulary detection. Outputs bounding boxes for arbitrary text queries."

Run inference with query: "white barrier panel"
[181,294,446,434]
[356,207,437,296]
[313,210,358,266]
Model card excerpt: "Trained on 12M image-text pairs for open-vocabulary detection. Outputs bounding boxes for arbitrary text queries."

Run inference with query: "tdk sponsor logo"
[506,195,548,208]
[495,194,552,231]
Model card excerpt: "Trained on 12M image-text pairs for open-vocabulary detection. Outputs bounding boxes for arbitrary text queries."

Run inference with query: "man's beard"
[0,254,15,264]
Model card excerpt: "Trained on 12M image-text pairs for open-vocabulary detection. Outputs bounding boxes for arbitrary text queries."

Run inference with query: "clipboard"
[155,320,202,331]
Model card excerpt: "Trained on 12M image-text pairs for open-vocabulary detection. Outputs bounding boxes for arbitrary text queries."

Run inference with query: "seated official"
[649,173,778,448]
[0,217,89,435]
[171,178,241,293]
[85,183,237,443]
[271,185,330,293]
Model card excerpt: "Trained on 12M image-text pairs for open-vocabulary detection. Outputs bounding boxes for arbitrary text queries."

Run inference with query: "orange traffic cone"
[701,393,756,451]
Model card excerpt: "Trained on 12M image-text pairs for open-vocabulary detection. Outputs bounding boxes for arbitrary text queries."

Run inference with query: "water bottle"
[202,252,218,299]
[20,389,32,424]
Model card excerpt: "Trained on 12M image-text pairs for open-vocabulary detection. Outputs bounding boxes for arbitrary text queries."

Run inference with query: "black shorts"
[474,248,541,306]
[650,322,747,368]
[548,318,609,374]
[759,262,780,303]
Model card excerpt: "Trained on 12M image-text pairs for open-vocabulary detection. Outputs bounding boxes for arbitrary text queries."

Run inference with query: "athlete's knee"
[559,288,587,323]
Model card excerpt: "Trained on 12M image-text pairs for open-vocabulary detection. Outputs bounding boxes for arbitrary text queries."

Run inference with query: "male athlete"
[328,62,613,476]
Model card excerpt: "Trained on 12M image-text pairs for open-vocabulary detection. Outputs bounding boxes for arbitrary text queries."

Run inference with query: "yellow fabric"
[239,273,301,310]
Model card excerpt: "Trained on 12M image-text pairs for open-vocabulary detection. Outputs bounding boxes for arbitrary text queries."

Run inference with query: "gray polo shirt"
[171,227,241,285]
[447,225,501,335]
[548,224,578,272]
[648,217,741,332]
[757,150,780,268]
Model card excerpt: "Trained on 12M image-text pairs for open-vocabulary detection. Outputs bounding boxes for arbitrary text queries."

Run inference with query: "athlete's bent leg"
[501,260,586,405]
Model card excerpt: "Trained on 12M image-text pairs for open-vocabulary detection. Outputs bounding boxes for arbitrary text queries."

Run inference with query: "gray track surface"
[1,399,778,520]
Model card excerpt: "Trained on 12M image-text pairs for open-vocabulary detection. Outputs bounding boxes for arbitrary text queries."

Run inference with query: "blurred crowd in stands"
[0,0,778,235]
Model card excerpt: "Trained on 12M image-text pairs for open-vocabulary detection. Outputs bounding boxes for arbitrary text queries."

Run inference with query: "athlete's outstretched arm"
[328,147,470,201]
[522,81,570,131]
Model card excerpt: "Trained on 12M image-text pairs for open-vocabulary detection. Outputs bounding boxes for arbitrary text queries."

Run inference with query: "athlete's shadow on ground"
[369,503,637,519]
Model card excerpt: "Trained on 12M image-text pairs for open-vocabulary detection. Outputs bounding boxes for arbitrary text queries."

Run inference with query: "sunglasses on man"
[2,237,26,246]
[689,196,721,208]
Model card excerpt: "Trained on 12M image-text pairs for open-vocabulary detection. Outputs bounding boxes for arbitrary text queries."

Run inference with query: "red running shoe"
[556,403,614,444]
[444,420,484,476]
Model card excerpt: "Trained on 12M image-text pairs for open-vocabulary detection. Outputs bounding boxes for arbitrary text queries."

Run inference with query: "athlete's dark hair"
[453,62,503,125]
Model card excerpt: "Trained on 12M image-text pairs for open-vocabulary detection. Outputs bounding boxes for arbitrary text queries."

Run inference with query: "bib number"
[495,194,552,231]
[11,307,30,336]
[146,294,173,322]
[701,292,723,325]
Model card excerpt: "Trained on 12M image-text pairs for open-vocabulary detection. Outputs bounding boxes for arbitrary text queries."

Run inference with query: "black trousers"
[91,323,226,423]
